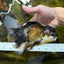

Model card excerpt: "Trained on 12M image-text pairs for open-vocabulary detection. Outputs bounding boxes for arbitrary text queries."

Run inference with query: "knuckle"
[37,5,43,10]
[38,5,43,7]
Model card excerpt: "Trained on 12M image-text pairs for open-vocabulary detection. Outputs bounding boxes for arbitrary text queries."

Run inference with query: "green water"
[0,0,64,64]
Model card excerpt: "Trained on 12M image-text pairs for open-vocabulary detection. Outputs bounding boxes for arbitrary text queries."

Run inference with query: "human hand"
[22,5,59,27]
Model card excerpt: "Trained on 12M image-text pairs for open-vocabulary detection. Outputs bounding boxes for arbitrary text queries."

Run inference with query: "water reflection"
[26,54,48,64]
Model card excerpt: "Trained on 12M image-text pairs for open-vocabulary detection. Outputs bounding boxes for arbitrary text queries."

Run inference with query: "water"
[0,0,64,64]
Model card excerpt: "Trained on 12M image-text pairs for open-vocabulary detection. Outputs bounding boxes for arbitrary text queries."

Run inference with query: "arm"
[53,7,64,25]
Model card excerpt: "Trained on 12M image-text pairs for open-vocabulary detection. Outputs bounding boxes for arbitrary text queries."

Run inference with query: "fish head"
[41,26,57,43]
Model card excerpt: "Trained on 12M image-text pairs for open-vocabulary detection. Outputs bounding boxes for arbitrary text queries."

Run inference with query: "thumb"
[22,5,39,14]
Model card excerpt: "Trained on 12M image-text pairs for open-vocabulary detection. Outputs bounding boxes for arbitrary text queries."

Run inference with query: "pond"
[0,0,64,64]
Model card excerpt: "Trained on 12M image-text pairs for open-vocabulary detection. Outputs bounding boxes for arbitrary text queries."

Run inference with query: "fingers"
[22,5,39,14]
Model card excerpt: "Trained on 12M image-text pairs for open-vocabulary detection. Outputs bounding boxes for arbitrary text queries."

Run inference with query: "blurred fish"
[4,5,8,11]
[1,15,57,54]
[0,0,8,11]
[0,0,2,7]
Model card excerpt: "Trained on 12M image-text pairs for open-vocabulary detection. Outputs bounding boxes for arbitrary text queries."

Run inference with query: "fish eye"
[50,32,54,35]
[44,29,49,34]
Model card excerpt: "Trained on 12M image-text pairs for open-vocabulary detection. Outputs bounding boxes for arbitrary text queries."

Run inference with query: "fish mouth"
[41,35,57,44]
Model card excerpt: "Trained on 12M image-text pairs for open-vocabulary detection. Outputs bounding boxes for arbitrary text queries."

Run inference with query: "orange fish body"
[0,0,8,11]
[0,0,2,7]
[4,5,8,11]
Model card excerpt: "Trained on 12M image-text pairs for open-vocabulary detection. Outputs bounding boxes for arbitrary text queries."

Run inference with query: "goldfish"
[0,0,8,11]
[4,5,8,11]
[0,0,2,7]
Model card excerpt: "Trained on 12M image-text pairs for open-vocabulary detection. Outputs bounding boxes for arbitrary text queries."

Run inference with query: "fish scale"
[1,15,57,54]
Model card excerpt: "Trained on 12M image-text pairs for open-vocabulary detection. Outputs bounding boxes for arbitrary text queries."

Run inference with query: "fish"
[2,15,57,54]
[4,5,8,11]
[13,22,57,54]
[0,0,8,11]
[0,0,2,7]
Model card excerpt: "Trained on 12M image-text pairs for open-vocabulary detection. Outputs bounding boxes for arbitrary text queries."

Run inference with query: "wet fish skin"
[14,22,57,54]
[2,15,57,54]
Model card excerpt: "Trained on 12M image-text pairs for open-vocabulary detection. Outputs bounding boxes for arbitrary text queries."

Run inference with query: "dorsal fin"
[22,21,45,29]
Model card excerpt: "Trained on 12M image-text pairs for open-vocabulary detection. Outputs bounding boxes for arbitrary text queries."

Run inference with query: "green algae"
[55,25,64,42]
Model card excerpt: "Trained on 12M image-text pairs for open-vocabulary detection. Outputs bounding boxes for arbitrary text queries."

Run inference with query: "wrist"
[48,8,59,28]
[53,7,64,25]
